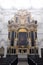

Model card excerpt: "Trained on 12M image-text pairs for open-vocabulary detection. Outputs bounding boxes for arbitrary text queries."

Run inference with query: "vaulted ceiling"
[0,0,43,9]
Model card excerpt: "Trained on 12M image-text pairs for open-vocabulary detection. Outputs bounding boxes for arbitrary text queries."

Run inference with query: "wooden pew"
[0,55,18,65]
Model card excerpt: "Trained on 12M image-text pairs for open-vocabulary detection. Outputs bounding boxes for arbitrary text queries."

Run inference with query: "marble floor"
[17,61,28,65]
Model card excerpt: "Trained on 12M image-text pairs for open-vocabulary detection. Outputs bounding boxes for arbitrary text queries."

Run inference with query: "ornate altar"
[8,10,38,55]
